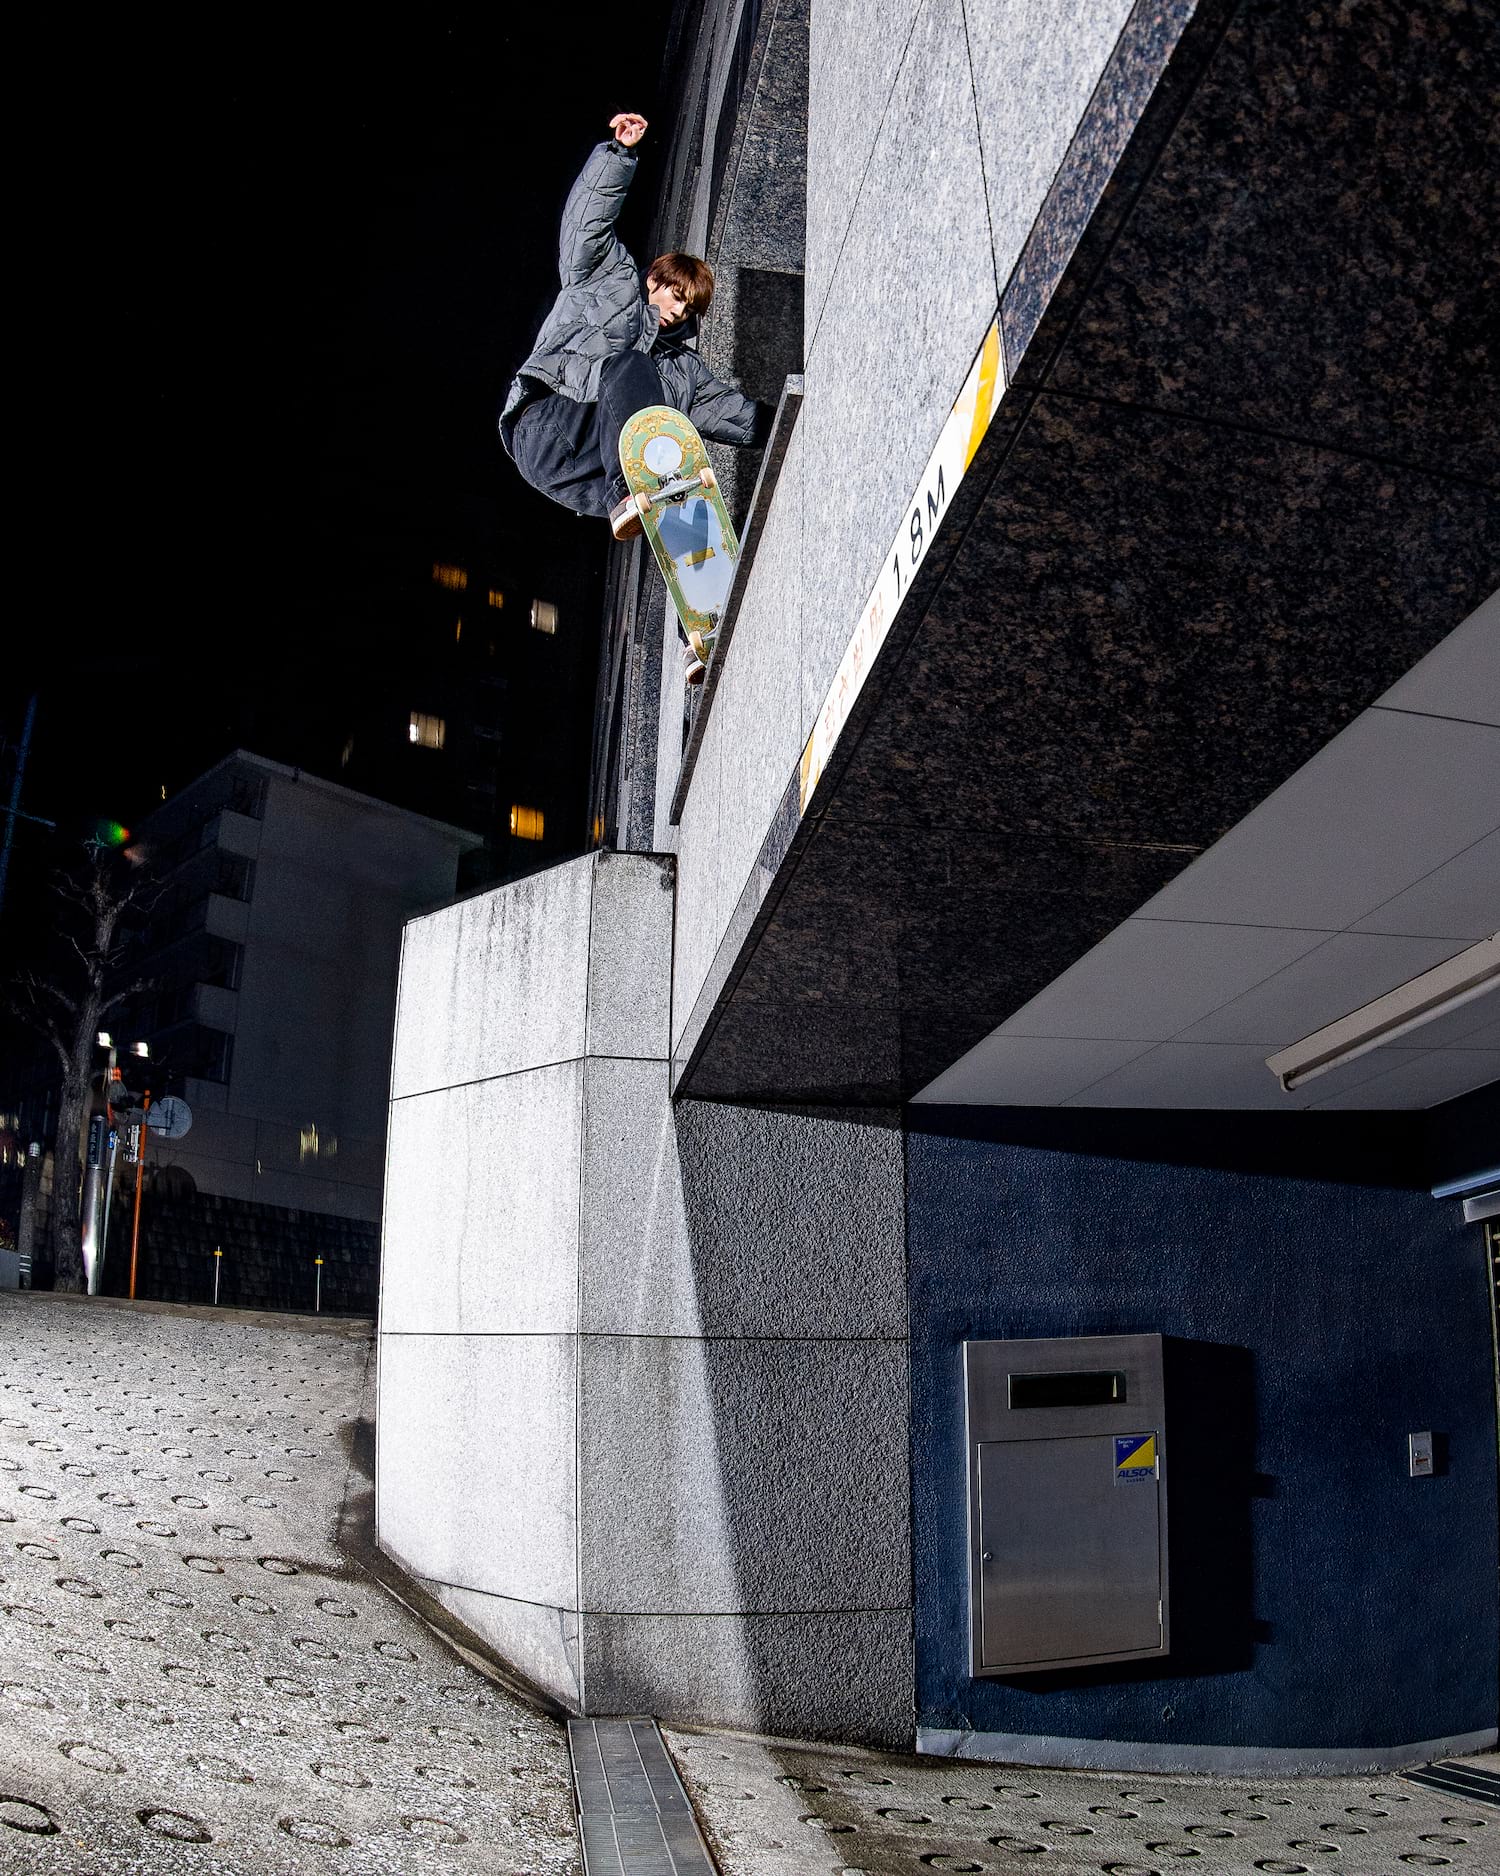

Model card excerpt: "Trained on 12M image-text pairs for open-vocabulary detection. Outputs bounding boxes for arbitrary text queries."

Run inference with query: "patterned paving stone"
[0,1292,579,1876]
[662,1727,1495,1876]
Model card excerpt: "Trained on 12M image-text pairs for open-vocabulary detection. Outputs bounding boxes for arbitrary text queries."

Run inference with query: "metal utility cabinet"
[964,1333,1169,1675]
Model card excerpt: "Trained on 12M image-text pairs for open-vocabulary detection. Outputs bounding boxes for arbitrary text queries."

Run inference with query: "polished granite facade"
[676,0,1500,1104]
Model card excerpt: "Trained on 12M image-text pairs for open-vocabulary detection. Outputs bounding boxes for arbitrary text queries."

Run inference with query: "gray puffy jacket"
[499,140,759,455]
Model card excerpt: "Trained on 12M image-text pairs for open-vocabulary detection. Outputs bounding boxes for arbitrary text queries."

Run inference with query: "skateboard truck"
[635,467,717,516]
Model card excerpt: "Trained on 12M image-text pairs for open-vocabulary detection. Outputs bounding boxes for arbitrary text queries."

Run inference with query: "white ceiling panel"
[1352,827,1500,940]
[1131,710,1500,931]
[1441,1013,1500,1051]
[1306,1048,1500,1111]
[915,590,1500,1111]
[1059,1042,1316,1110]
[995,919,1328,1042]
[1175,932,1470,1047]
[913,1035,1154,1105]
[1374,587,1500,726]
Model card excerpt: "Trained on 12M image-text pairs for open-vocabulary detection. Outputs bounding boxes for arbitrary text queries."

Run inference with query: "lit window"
[454,618,463,643]
[488,589,504,610]
[299,1123,319,1163]
[510,805,544,841]
[432,562,468,590]
[409,713,446,750]
[530,599,558,634]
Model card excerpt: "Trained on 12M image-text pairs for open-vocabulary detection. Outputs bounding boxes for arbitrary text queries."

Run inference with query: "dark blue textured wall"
[907,1109,1498,1750]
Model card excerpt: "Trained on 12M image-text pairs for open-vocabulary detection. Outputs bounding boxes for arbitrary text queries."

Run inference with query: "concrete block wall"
[377,851,915,1738]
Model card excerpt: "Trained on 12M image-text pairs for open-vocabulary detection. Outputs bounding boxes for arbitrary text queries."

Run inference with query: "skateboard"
[618,405,740,668]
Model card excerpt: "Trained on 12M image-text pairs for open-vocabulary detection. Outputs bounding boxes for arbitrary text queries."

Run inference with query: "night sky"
[6,9,671,969]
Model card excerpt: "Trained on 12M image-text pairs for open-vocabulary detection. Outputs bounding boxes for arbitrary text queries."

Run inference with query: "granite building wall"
[659,0,1188,1047]
[376,853,913,1737]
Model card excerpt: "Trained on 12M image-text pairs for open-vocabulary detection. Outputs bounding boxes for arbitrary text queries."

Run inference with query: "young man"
[499,113,768,557]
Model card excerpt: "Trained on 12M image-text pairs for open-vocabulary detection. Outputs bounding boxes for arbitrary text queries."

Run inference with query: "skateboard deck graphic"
[618,405,740,662]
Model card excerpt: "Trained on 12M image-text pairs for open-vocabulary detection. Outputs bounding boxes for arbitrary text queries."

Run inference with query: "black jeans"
[512,351,665,518]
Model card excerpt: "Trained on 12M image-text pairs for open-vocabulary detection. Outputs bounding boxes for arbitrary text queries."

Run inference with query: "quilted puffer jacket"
[499,139,759,454]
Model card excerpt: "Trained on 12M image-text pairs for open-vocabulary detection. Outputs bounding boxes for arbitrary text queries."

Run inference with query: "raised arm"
[558,114,647,287]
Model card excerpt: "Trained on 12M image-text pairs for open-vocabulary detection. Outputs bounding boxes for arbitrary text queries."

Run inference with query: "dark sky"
[7,9,672,913]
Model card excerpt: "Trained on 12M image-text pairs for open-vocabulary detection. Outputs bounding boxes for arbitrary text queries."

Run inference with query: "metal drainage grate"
[1404,1759,1500,1808]
[569,1717,719,1876]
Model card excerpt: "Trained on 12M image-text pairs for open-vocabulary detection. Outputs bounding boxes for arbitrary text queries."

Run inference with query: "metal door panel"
[977,1434,1161,1670]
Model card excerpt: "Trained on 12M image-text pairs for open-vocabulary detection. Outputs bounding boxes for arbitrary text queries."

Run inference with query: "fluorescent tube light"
[1431,1166,1500,1200]
[1266,931,1500,1093]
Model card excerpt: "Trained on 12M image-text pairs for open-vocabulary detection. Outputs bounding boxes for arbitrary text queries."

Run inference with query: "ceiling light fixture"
[1431,1166,1500,1226]
[1266,931,1500,1093]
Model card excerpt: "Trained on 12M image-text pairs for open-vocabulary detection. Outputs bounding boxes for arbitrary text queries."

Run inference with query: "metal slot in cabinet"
[965,1334,1168,1676]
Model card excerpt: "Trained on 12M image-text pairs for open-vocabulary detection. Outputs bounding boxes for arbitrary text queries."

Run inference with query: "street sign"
[148,1097,193,1140]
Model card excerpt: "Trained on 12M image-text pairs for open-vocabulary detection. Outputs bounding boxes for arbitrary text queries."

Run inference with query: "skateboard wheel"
[634,491,651,516]
[698,467,717,490]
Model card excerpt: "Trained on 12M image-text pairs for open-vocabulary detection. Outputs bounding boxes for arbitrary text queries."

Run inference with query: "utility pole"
[0,695,56,923]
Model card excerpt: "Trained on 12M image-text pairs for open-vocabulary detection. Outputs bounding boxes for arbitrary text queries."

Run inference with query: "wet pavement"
[0,1292,579,1876]
[662,1728,1496,1876]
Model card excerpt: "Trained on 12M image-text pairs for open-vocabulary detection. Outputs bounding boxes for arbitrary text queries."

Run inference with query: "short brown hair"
[648,251,715,314]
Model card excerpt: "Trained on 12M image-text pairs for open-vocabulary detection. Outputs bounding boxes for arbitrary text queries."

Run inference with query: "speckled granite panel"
[732,268,804,403]
[683,817,1186,1102]
[585,1609,915,1744]
[715,0,809,274]
[997,0,1203,374]
[829,394,1500,844]
[713,437,806,942]
[801,0,997,722]
[653,593,689,852]
[579,1075,906,1341]
[672,716,725,1056]
[577,1334,910,1615]
[1052,0,1500,480]
[967,0,1138,290]
[805,0,921,349]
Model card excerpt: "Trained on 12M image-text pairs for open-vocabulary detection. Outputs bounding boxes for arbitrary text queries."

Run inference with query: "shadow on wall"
[910,1082,1500,1193]
[636,1097,912,1744]
[920,1107,1434,1190]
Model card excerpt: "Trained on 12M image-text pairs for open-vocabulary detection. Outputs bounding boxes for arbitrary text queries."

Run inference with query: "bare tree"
[9,849,152,1291]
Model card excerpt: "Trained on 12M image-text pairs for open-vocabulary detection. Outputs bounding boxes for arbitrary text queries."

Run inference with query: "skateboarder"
[500,113,769,670]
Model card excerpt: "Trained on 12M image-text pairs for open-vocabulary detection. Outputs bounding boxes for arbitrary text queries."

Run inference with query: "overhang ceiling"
[915,595,1500,1110]
[673,0,1500,1110]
